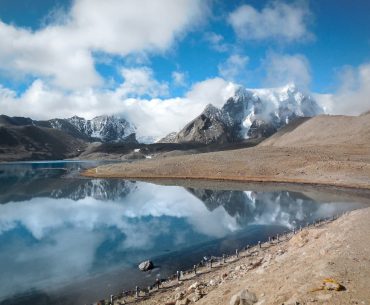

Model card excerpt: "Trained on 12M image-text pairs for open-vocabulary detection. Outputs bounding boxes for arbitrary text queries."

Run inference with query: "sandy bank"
[83,144,370,190]
[106,207,370,305]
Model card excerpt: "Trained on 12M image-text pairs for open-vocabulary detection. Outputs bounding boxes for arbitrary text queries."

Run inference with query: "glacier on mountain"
[222,82,323,139]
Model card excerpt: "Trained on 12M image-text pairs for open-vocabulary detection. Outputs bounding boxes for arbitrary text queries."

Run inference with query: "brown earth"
[111,207,370,305]
[82,113,370,190]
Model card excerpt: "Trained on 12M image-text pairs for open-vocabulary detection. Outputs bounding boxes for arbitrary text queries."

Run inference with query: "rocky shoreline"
[92,207,370,305]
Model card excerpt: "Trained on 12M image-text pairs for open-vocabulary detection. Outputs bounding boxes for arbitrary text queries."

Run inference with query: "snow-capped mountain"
[161,83,323,144]
[66,115,137,143]
[223,83,322,139]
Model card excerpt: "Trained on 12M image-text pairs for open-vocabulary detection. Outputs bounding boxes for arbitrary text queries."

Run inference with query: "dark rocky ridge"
[0,124,86,161]
[0,114,137,162]
[168,104,232,144]
[0,114,137,144]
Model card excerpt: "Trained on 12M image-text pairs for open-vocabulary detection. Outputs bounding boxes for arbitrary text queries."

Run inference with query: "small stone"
[230,294,240,305]
[188,282,200,291]
[174,292,185,301]
[175,298,190,305]
[230,289,257,305]
[192,294,202,302]
[322,278,345,291]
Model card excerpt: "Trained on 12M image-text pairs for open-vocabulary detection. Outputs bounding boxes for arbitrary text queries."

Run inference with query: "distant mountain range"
[0,115,137,161]
[160,83,323,144]
[0,115,137,143]
[0,83,325,161]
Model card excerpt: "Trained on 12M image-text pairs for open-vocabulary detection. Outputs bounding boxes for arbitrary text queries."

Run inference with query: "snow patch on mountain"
[221,82,323,139]
[67,115,137,143]
[165,83,323,144]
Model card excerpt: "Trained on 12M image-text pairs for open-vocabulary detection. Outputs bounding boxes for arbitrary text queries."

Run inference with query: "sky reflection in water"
[0,162,366,305]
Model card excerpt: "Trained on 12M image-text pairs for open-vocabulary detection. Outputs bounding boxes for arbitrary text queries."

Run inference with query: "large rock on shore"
[138,260,154,271]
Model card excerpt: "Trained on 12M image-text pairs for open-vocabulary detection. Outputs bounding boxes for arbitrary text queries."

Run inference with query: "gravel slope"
[111,208,370,305]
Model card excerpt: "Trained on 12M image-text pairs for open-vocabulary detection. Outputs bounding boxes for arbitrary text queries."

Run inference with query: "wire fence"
[89,211,350,305]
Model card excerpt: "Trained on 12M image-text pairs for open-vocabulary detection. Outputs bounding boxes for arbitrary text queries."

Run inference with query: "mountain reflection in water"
[0,162,367,305]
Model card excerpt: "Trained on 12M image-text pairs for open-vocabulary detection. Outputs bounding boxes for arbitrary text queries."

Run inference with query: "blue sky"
[0,0,369,137]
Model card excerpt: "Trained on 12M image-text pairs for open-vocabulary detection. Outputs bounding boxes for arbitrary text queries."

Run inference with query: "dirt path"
[110,207,370,305]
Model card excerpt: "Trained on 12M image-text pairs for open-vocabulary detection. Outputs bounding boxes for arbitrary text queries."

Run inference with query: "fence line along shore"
[89,211,351,305]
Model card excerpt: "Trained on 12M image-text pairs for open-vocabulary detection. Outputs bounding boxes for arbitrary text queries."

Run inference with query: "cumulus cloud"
[228,0,312,42]
[117,67,169,98]
[218,54,249,81]
[263,52,311,88]
[0,0,208,89]
[0,77,236,140]
[315,63,370,115]
[186,77,237,108]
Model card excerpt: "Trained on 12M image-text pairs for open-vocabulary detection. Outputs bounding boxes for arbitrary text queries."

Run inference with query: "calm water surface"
[0,161,368,305]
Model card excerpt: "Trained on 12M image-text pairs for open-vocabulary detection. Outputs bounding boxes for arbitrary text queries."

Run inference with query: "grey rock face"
[66,115,137,143]
[247,119,278,139]
[158,132,177,143]
[172,104,231,144]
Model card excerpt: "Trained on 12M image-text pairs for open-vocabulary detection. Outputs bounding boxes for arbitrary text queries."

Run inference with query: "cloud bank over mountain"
[0,0,369,140]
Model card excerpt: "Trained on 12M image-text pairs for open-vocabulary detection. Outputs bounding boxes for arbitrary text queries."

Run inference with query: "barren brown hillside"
[83,113,370,190]
[261,112,370,147]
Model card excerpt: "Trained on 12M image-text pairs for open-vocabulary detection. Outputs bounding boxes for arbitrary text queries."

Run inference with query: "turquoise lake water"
[0,161,367,305]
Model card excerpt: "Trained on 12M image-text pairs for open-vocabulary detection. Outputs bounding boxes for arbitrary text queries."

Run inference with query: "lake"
[0,161,368,305]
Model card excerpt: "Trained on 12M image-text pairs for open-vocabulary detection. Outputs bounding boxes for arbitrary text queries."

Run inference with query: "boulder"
[175,298,190,305]
[188,282,201,291]
[229,289,257,305]
[138,260,154,271]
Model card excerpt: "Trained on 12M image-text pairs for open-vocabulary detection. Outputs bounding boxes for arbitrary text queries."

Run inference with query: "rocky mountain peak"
[65,115,137,143]
[164,83,323,144]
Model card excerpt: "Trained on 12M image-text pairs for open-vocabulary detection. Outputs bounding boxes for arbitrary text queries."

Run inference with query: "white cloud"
[186,77,237,109]
[0,0,208,90]
[0,181,240,298]
[228,0,312,42]
[315,63,370,115]
[218,54,249,81]
[263,52,311,88]
[117,67,169,98]
[172,71,187,87]
[0,21,102,90]
[0,77,236,140]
